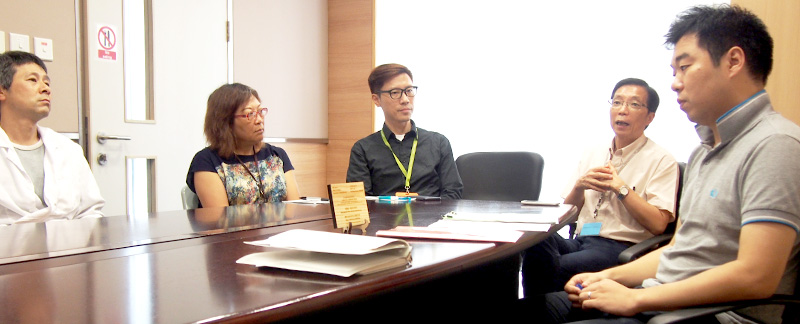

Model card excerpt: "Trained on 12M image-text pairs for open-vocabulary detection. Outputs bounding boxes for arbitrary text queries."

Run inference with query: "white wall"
[233,0,328,139]
[376,0,725,201]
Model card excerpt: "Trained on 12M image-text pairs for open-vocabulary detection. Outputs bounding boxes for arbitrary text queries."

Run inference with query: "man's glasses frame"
[609,99,646,110]
[375,86,418,100]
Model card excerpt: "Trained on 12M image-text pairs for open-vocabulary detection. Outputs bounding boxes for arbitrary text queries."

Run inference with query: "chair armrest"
[647,295,800,324]
[618,233,673,264]
[646,305,737,324]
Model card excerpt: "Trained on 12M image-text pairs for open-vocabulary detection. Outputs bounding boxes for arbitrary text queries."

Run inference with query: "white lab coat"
[0,126,104,225]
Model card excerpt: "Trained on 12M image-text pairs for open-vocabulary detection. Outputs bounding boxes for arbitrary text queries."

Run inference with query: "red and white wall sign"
[97,25,117,61]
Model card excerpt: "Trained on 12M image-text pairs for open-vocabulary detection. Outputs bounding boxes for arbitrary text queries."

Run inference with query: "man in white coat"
[0,51,104,224]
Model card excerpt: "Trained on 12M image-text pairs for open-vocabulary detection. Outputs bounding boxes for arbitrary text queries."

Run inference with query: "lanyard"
[380,129,418,193]
[234,146,266,201]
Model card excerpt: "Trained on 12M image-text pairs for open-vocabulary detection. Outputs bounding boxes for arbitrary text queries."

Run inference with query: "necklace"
[234,146,266,201]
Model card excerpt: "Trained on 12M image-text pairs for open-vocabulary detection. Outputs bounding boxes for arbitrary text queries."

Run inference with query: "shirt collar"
[381,120,418,140]
[0,125,48,149]
[695,90,770,148]
[0,126,11,149]
[610,134,648,156]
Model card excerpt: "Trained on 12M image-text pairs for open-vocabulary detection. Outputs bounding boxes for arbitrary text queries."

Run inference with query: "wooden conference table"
[0,200,576,323]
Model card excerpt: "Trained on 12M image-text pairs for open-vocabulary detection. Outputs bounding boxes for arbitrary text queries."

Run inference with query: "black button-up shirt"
[346,121,463,199]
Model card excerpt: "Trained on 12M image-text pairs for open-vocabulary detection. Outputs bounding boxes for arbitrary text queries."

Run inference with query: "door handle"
[96,132,132,144]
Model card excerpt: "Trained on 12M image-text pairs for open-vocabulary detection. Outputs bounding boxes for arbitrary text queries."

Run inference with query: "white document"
[442,205,571,224]
[237,246,412,277]
[245,229,409,255]
[376,226,523,243]
[239,229,413,277]
[443,212,559,224]
[429,219,552,232]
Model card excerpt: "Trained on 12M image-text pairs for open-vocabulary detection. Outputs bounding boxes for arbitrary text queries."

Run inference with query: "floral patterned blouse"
[187,144,294,206]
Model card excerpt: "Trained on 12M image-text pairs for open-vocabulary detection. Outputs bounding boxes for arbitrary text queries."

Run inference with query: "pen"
[300,197,329,201]
[378,196,412,201]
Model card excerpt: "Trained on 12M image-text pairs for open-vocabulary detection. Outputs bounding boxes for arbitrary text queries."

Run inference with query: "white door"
[84,0,228,216]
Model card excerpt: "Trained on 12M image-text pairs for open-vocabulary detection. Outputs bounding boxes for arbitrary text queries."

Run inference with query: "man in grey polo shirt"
[529,5,800,324]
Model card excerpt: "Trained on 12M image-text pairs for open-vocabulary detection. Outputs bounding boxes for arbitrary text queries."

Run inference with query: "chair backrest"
[181,185,200,209]
[455,152,544,201]
[664,161,687,234]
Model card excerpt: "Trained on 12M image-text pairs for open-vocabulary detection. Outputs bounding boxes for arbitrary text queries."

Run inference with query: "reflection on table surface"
[0,200,576,323]
[0,203,332,265]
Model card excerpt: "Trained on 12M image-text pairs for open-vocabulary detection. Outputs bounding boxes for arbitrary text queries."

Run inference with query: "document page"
[376,226,523,243]
[239,229,413,277]
[443,205,572,224]
[237,246,412,277]
[429,219,552,232]
[245,229,409,255]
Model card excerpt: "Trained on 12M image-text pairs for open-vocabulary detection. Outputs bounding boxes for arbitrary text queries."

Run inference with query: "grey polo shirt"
[643,91,800,324]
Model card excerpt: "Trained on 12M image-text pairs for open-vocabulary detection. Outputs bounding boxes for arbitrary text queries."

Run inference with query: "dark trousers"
[531,291,654,324]
[521,235,632,297]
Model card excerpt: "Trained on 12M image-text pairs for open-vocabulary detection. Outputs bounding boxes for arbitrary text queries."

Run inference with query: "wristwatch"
[617,185,630,200]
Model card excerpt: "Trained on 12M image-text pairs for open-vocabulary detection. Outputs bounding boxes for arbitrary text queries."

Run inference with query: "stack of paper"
[237,229,412,277]
[377,207,571,242]
[433,208,568,232]
[376,226,523,243]
[441,211,560,224]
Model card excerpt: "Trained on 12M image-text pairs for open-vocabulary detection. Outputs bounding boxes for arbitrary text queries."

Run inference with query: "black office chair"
[456,151,546,299]
[646,258,800,324]
[617,162,686,263]
[455,151,544,201]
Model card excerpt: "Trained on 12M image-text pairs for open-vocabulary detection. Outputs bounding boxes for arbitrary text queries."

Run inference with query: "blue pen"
[576,283,584,290]
[378,196,412,201]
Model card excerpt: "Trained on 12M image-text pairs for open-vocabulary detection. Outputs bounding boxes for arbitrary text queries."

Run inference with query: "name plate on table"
[327,182,370,233]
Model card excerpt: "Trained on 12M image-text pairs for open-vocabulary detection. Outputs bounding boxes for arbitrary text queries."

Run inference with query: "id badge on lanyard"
[381,129,418,196]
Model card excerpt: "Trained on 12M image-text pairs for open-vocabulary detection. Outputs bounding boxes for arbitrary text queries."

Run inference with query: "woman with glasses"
[186,83,300,207]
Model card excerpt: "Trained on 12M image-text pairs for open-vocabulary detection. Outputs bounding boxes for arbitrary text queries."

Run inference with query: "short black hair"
[0,51,48,90]
[368,63,413,94]
[610,78,659,113]
[665,4,772,84]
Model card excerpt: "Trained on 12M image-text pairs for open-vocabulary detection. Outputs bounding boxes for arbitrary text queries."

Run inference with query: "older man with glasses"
[346,63,463,199]
[521,78,679,298]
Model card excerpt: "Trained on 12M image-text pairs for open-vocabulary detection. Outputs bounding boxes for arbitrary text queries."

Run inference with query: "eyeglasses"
[375,86,418,100]
[235,107,268,121]
[609,99,646,110]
